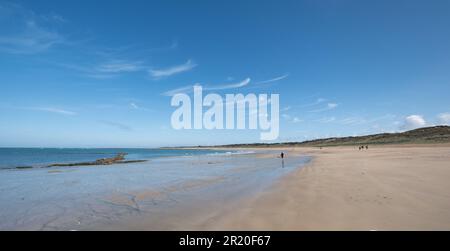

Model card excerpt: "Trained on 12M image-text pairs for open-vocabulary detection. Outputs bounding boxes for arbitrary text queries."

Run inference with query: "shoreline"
[191,144,450,230]
[102,144,450,230]
[1,144,449,230]
[0,150,309,230]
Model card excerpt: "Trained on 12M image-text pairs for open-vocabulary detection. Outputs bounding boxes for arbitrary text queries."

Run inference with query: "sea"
[0,148,239,169]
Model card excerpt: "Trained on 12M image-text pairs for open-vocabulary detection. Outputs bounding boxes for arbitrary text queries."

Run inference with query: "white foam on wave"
[206,150,256,156]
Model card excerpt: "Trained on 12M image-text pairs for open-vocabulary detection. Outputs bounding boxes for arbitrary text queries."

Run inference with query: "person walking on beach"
[280,152,285,168]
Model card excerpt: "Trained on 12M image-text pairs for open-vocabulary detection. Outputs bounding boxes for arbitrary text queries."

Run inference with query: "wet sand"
[85,152,310,230]
[0,151,310,230]
[194,144,450,230]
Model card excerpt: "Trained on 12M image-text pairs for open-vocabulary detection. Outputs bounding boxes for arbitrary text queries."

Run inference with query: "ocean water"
[0,148,310,230]
[0,148,238,169]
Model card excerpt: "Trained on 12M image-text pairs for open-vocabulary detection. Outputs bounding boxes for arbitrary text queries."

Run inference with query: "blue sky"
[1,0,450,147]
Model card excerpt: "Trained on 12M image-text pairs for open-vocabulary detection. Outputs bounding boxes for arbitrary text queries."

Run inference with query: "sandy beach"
[87,144,450,231]
[193,144,450,230]
[2,145,449,230]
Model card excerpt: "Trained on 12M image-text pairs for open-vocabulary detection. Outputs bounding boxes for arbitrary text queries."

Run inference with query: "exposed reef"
[47,153,147,167]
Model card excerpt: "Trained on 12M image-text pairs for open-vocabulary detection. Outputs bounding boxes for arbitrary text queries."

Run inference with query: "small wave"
[206,150,256,156]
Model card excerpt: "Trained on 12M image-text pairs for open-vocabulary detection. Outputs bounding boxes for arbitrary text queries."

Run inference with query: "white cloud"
[149,60,197,78]
[437,113,450,125]
[401,115,426,130]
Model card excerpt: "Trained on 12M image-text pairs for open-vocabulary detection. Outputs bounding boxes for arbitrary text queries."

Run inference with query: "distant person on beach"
[366,145,369,150]
[280,152,285,168]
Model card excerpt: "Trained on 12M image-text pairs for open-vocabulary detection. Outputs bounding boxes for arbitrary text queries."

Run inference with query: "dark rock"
[47,153,146,167]
[16,166,33,169]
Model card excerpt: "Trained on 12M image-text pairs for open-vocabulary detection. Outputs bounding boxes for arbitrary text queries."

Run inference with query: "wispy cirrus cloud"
[129,102,152,112]
[282,114,302,123]
[161,73,286,96]
[96,60,144,73]
[161,85,196,97]
[308,103,339,113]
[0,3,177,78]
[314,114,396,126]
[53,59,145,79]
[244,74,289,90]
[149,60,197,78]
[91,40,178,59]
[316,116,337,123]
[142,40,178,53]
[254,74,289,85]
[161,78,251,96]
[99,120,133,131]
[206,78,251,91]
[0,2,65,54]
[299,98,326,108]
[25,107,77,116]
[338,116,366,125]
[40,13,67,23]
[337,114,396,126]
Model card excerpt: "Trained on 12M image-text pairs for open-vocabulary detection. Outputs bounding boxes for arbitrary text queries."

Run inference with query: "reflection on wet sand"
[0,151,310,230]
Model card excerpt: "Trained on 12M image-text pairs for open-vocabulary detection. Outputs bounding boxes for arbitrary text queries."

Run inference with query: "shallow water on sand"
[0,148,236,169]
[0,151,310,230]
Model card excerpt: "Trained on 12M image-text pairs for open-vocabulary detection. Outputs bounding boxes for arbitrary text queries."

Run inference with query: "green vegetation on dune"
[217,126,450,148]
